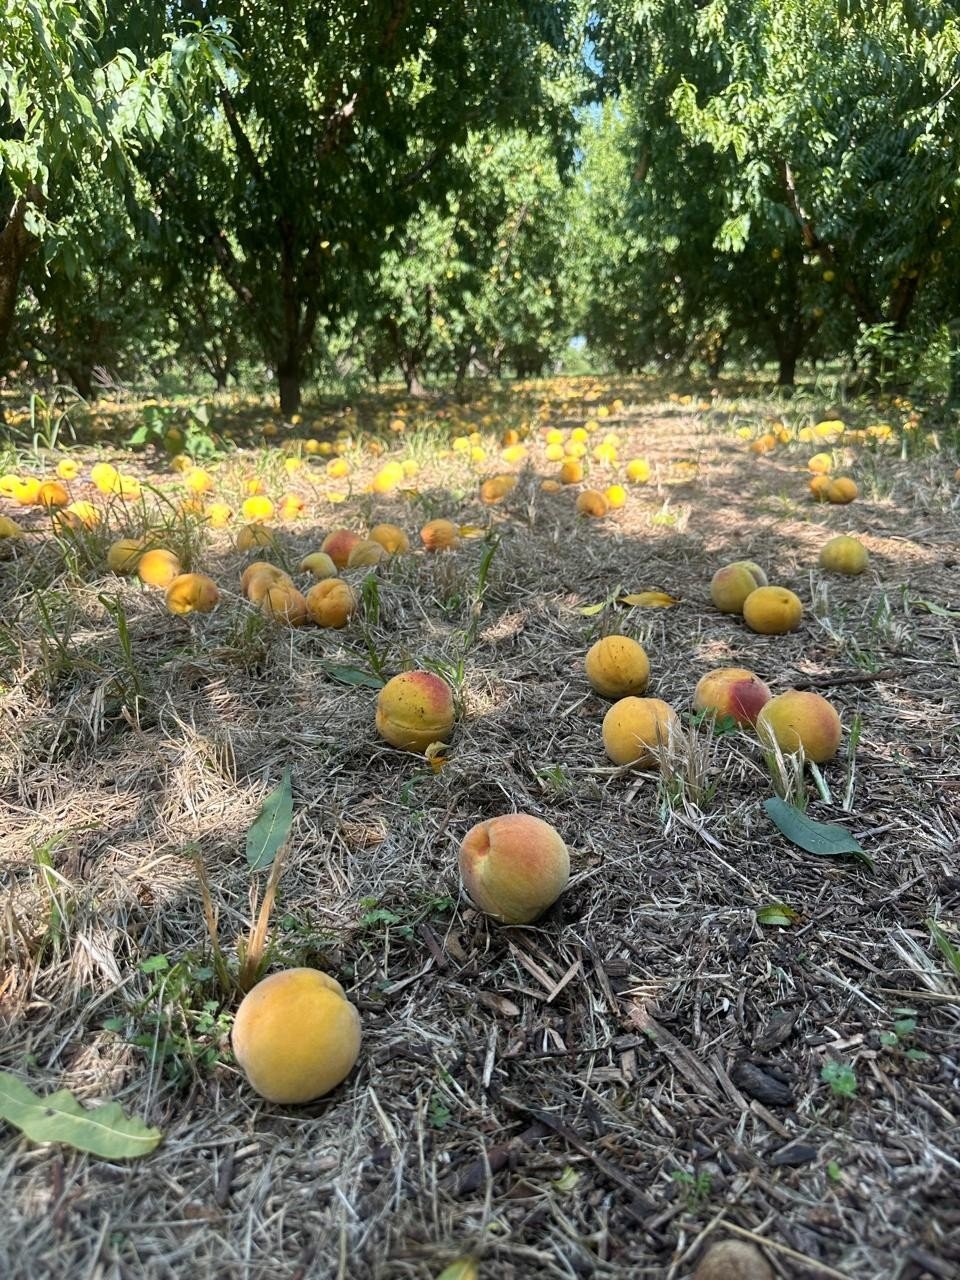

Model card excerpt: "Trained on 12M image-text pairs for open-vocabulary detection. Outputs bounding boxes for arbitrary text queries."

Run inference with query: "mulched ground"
[1,376,958,1280]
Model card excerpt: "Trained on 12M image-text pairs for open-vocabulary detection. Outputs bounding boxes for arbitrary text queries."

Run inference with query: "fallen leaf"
[763,797,873,868]
[756,902,801,927]
[458,525,487,538]
[246,769,293,870]
[436,1262,477,1280]
[619,591,679,608]
[0,1071,162,1159]
[577,601,606,616]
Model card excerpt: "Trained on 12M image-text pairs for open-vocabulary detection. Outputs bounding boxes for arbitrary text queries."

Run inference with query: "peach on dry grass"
[107,537,145,574]
[585,635,650,698]
[376,670,454,753]
[236,523,277,551]
[299,551,338,579]
[559,459,583,484]
[602,696,679,767]
[259,584,308,626]
[305,578,356,628]
[137,548,182,588]
[809,474,832,501]
[0,516,23,538]
[742,585,803,634]
[420,518,460,551]
[321,528,363,568]
[756,689,841,762]
[576,488,609,517]
[709,561,767,613]
[232,968,361,1104]
[826,476,858,503]
[819,534,868,575]
[346,538,387,568]
[479,474,517,504]
[369,523,410,555]
[241,561,288,596]
[165,573,220,615]
[37,480,70,509]
[693,1240,773,1280]
[459,813,570,924]
[693,667,771,726]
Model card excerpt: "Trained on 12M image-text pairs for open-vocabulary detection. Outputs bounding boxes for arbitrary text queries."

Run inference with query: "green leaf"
[139,954,169,974]
[763,798,873,868]
[319,663,385,689]
[757,902,800,927]
[926,919,960,976]
[246,768,293,870]
[577,601,606,616]
[0,1071,162,1159]
[436,1262,477,1280]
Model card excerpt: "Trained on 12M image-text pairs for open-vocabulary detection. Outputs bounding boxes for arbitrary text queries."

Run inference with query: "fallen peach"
[576,488,609,517]
[107,537,145,574]
[826,476,858,504]
[299,551,338,579]
[369,523,410,555]
[236,523,277,551]
[241,560,288,596]
[710,561,768,614]
[37,480,70,509]
[559,459,583,485]
[376,671,454,753]
[232,968,361,1104]
[459,813,570,924]
[585,635,650,698]
[0,515,23,539]
[321,527,363,568]
[694,1240,773,1280]
[242,495,274,522]
[246,570,294,605]
[742,585,803,634]
[259,584,308,626]
[137,548,182,588]
[165,573,220,615]
[756,689,841,762]
[819,534,868,575]
[420,518,460,552]
[693,667,771,726]
[346,538,386,568]
[809,474,832,501]
[479,474,517,504]
[602,696,679,767]
[305,578,356,628]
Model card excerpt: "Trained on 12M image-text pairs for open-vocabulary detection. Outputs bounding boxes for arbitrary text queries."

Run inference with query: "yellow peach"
[369,523,410,555]
[346,539,387,568]
[819,535,868,575]
[305,579,357,628]
[694,1240,773,1280]
[693,667,771,726]
[107,537,145,574]
[420,519,460,552]
[756,690,841,762]
[37,480,70,508]
[0,515,24,538]
[165,573,220,615]
[742,586,803,635]
[809,474,832,501]
[709,561,768,613]
[241,561,288,596]
[137,548,182,588]
[299,551,338,579]
[232,968,361,1104]
[560,459,583,485]
[480,474,517,504]
[242,495,274,522]
[585,635,650,698]
[259,584,308,626]
[807,453,832,474]
[321,527,363,569]
[56,459,80,481]
[604,484,627,509]
[376,671,455,753]
[826,476,858,504]
[576,489,609,517]
[207,502,233,528]
[602,697,679,767]
[236,524,277,551]
[459,813,570,924]
[371,461,404,493]
[625,458,650,483]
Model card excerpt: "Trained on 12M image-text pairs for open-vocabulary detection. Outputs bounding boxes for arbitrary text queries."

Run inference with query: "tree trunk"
[777,349,797,387]
[404,362,427,397]
[277,352,301,416]
[0,193,41,359]
[64,364,94,400]
[947,321,960,408]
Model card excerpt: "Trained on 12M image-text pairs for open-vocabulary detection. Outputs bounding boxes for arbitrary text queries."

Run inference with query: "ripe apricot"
[107,537,145,574]
[369,523,410,555]
[742,585,803,634]
[165,573,220,615]
[232,968,361,1104]
[259,584,308,626]
[559,459,583,484]
[305,579,356,628]
[819,534,868,575]
[376,671,454,753]
[321,527,363,568]
[710,560,768,614]
[480,474,517,504]
[585,635,650,699]
[693,667,771,726]
[576,489,609,517]
[756,690,841,762]
[137,548,182,588]
[602,696,679,767]
[420,518,460,552]
[37,480,70,509]
[459,814,570,924]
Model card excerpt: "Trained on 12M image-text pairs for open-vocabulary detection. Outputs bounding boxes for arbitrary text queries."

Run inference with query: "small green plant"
[878,1011,930,1062]
[821,1060,857,1098]
[671,1169,713,1210]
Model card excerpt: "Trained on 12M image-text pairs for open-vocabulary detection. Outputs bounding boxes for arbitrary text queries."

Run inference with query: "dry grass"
[1,375,959,1280]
